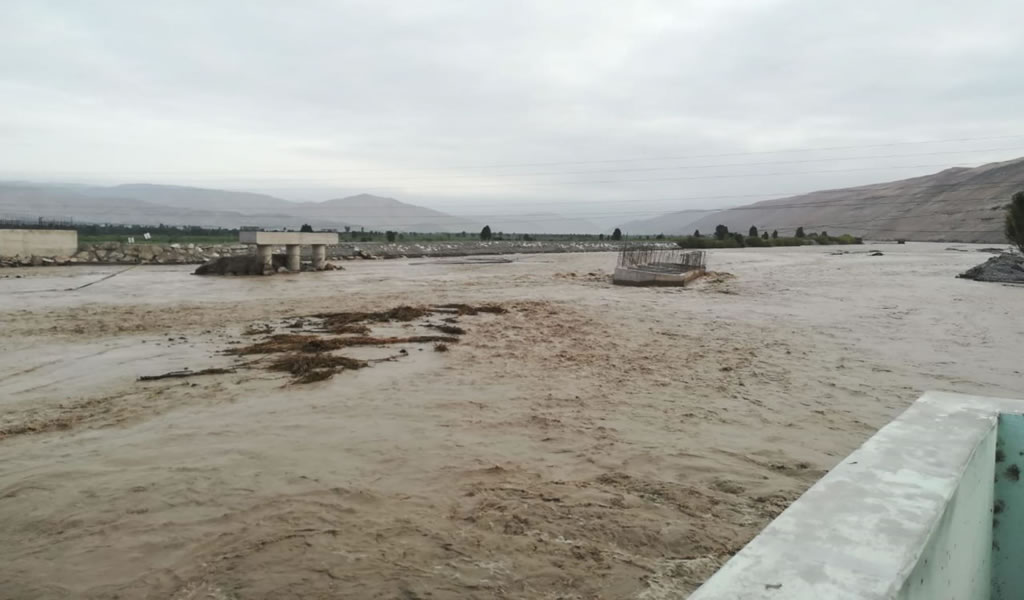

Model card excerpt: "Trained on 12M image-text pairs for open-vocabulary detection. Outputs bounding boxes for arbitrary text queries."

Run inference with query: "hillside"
[0,184,475,232]
[618,209,716,236]
[290,194,480,232]
[97,184,291,213]
[0,183,361,230]
[675,159,1024,243]
[0,182,610,234]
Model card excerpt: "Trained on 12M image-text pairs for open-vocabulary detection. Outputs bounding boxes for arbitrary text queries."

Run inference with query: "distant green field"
[79,234,238,244]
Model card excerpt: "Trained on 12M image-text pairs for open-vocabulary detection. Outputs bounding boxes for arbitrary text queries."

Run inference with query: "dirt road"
[0,244,1020,599]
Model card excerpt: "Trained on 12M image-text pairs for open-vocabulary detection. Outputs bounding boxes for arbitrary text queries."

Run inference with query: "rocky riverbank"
[0,242,251,267]
[0,240,624,267]
[329,240,623,259]
[958,252,1024,284]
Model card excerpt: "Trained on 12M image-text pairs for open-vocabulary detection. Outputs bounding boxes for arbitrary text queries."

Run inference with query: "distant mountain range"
[619,158,1024,243]
[0,183,450,232]
[0,182,604,234]
[3,158,1020,241]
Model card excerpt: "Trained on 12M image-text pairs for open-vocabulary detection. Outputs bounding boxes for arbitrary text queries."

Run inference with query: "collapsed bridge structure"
[612,245,707,286]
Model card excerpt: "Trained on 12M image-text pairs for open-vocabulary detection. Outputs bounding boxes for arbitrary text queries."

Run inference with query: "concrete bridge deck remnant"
[239,231,338,273]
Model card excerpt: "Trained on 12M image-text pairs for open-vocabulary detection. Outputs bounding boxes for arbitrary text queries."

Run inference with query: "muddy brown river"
[0,244,1021,599]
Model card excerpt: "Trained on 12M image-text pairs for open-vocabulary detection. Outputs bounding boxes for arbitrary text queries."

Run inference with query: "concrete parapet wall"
[0,229,77,257]
[688,391,1024,600]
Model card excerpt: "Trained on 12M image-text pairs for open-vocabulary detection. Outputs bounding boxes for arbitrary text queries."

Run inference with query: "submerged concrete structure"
[611,246,706,286]
[688,391,1024,600]
[239,231,337,273]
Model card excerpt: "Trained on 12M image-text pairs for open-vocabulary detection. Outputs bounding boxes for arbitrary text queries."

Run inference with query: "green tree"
[1006,191,1024,254]
[300,223,313,232]
[761,231,769,240]
[714,224,729,240]
[749,225,758,238]
[385,230,397,242]
[480,225,492,241]
[611,228,622,241]
[795,226,805,238]
[731,232,746,247]
[771,230,778,239]
[693,229,702,238]
[598,233,605,240]
[819,231,828,239]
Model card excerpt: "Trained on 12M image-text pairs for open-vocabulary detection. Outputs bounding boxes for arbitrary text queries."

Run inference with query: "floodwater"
[0,243,1021,599]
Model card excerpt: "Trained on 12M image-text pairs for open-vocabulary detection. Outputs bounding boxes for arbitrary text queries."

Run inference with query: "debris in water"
[327,323,372,335]
[313,306,429,328]
[138,368,235,381]
[267,353,367,375]
[429,324,466,335]
[294,369,336,384]
[267,353,367,384]
[243,323,274,336]
[433,303,507,315]
[228,333,459,355]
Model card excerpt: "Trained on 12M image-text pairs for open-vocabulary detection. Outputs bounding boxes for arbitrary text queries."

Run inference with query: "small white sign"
[143,232,151,240]
[127,237,135,244]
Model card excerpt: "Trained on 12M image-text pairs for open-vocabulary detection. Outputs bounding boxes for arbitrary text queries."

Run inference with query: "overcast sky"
[3,0,1024,222]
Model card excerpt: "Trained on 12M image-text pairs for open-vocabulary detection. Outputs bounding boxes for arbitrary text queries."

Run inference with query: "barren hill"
[618,209,715,236]
[290,194,480,232]
[0,184,473,232]
[630,158,1024,243]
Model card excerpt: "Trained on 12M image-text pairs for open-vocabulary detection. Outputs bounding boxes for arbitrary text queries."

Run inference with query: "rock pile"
[958,253,1024,284]
[330,240,623,259]
[0,242,251,268]
[193,254,343,276]
[1,240,625,268]
[194,254,284,276]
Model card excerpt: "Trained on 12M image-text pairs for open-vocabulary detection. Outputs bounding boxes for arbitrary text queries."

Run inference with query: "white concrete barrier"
[688,391,1024,600]
[0,229,77,257]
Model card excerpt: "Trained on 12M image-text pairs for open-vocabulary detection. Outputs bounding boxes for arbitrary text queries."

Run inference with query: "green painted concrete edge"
[992,414,1024,599]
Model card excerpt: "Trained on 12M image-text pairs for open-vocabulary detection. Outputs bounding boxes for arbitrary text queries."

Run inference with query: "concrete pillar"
[256,244,273,274]
[286,244,301,272]
[311,244,326,270]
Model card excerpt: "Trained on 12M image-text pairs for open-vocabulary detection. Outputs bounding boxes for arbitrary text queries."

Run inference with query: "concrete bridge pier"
[257,244,273,273]
[312,244,327,270]
[286,244,301,272]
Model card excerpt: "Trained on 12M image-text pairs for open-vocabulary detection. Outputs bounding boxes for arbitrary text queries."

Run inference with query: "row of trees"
[689,225,829,240]
[477,226,622,241]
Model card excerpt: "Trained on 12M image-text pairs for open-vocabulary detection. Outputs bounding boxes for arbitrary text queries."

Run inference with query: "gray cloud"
[2,0,1023,222]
